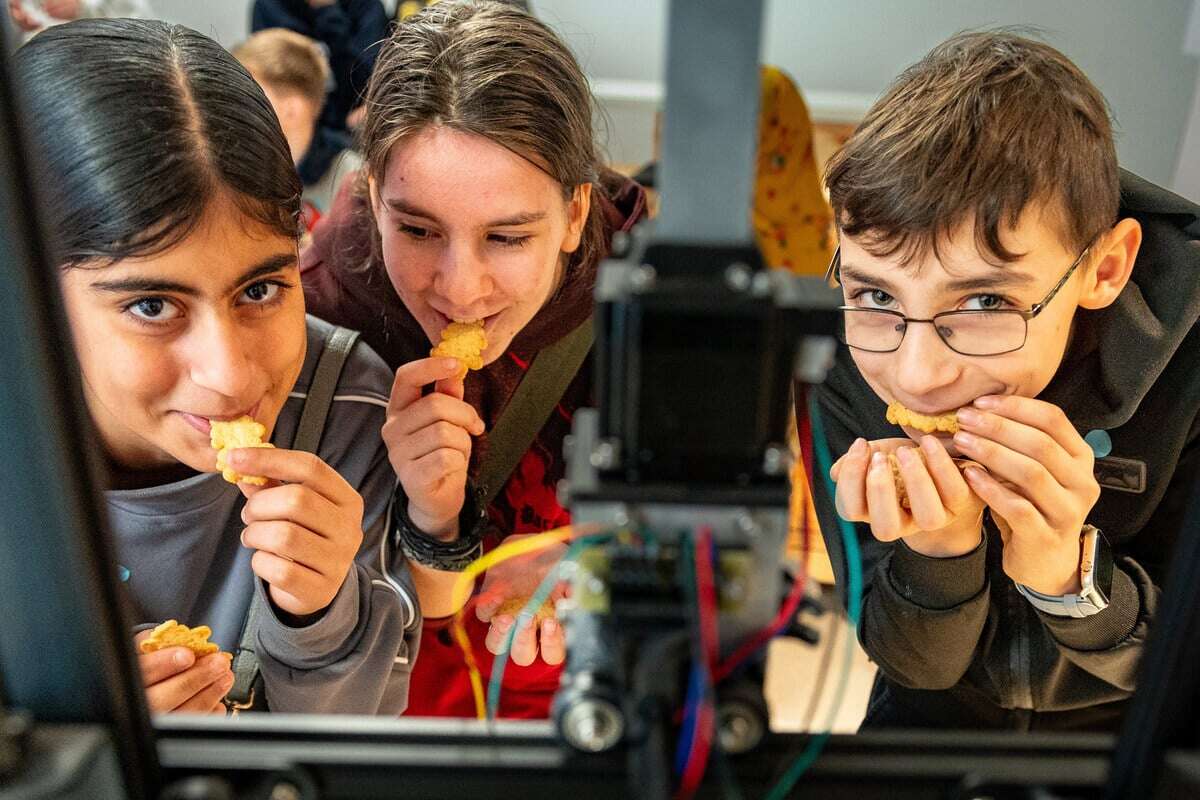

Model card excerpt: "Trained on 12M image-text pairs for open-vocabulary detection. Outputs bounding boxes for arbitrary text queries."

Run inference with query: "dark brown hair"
[358,0,607,271]
[232,28,331,109]
[825,30,1119,266]
[16,19,301,268]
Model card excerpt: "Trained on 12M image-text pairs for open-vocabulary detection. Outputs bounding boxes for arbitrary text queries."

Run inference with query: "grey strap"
[477,317,593,509]
[226,325,361,712]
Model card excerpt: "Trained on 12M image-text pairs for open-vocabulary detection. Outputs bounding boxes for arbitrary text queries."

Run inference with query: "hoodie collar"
[1041,171,1200,430]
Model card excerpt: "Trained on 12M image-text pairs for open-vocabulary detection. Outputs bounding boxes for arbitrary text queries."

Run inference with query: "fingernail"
[957,408,982,427]
[973,396,999,409]
[920,435,939,455]
[871,451,885,468]
[852,438,868,456]
[896,447,914,465]
[493,615,513,632]
[543,619,557,635]
[441,358,460,372]
[174,650,192,667]
[954,431,977,449]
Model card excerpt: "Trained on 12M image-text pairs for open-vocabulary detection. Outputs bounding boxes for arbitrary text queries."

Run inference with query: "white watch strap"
[1014,582,1103,618]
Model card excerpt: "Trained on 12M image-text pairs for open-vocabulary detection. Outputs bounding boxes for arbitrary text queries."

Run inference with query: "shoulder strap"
[226,324,361,712]
[477,317,593,509]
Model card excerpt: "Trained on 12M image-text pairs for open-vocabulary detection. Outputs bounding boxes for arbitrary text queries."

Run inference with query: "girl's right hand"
[383,357,486,538]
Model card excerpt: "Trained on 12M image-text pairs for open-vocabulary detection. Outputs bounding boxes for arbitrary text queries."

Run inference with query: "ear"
[560,183,593,255]
[1077,217,1141,311]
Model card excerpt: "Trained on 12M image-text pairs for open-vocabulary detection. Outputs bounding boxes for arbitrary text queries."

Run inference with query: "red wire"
[695,527,719,672]
[676,527,719,800]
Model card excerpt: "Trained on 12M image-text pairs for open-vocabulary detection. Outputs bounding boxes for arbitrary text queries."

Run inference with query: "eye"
[241,280,281,304]
[850,288,897,310]
[398,223,435,241]
[125,296,180,323]
[962,293,1008,311]
[489,233,531,248]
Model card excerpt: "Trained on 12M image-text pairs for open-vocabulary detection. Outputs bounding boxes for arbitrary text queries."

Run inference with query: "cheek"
[67,311,178,415]
[495,242,559,303]
[380,234,436,296]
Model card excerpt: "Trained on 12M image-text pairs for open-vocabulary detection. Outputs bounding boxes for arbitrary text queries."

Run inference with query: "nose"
[186,314,252,399]
[892,320,960,399]
[433,240,492,312]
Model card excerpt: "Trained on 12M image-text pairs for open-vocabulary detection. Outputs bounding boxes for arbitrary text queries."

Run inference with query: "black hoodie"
[810,171,1200,731]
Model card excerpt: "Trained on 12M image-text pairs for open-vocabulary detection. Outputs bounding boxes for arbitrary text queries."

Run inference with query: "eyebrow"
[90,253,298,297]
[838,263,1037,293]
[385,197,547,228]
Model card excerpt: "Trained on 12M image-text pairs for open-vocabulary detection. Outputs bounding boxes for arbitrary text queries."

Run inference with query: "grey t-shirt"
[106,316,419,714]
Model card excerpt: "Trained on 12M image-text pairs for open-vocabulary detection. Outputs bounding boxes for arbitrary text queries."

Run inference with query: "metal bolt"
[725,262,753,292]
[735,512,759,537]
[762,442,789,476]
[630,264,657,293]
[611,505,630,527]
[590,439,620,470]
[269,783,302,800]
[717,700,765,755]
[750,269,773,297]
[561,698,624,753]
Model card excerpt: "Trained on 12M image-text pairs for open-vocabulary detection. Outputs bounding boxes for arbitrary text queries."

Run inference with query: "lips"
[178,401,261,436]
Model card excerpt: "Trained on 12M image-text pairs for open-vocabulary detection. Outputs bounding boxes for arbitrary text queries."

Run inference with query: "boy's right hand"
[383,357,486,538]
[830,436,985,558]
[134,630,233,715]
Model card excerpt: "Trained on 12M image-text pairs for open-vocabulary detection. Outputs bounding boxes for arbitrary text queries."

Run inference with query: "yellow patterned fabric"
[753,66,835,276]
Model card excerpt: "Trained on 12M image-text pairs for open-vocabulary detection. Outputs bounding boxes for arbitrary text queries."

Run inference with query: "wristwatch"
[1015,525,1113,618]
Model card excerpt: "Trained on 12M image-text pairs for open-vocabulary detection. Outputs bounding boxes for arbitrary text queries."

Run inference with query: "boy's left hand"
[953,395,1100,596]
[227,447,365,619]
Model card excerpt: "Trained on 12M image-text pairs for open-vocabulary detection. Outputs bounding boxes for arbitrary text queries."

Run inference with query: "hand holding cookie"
[135,624,233,715]
[831,435,985,557]
[473,532,569,666]
[228,446,366,618]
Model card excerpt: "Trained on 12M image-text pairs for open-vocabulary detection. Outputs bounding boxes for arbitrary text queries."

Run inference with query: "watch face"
[1086,528,1114,602]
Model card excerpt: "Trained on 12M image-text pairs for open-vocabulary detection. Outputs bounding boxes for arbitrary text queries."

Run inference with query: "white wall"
[145,0,250,48]
[125,1,1200,195]
[534,0,1200,193]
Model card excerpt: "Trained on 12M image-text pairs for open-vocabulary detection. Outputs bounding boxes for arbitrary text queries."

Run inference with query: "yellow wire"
[450,525,576,720]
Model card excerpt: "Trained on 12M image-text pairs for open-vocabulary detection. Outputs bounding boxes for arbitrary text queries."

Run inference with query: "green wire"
[486,533,609,719]
[764,392,863,800]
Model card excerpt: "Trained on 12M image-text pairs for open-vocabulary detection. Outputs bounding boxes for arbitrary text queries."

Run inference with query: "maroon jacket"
[301,170,647,717]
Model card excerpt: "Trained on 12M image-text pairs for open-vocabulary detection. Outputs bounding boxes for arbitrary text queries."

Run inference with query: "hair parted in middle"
[358,0,608,272]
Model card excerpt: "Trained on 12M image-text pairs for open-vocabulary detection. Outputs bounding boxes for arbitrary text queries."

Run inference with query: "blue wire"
[674,663,704,774]
[763,392,863,800]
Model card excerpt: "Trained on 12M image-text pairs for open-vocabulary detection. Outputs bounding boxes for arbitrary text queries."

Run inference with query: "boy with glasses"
[813,30,1199,730]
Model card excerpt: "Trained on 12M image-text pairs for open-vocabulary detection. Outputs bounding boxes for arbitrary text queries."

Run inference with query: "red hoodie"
[300,170,647,718]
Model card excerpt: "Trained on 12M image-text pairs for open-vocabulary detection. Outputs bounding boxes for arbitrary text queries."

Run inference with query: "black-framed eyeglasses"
[823,242,1093,357]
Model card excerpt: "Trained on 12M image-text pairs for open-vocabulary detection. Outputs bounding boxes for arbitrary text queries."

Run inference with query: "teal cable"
[486,534,608,719]
[764,392,863,800]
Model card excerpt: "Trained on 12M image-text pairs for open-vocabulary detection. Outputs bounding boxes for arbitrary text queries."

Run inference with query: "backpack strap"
[476,317,593,509]
[225,325,361,713]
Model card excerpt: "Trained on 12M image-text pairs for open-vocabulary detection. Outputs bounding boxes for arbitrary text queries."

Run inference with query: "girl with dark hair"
[302,0,647,718]
[15,18,418,715]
